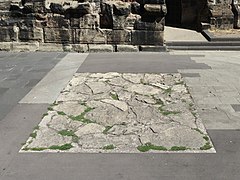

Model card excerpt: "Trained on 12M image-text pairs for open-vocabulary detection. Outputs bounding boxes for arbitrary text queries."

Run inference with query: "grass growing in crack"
[42,113,48,118]
[158,107,180,116]
[193,128,204,135]
[174,81,184,85]
[163,87,172,94]
[137,143,167,152]
[200,142,212,150]
[34,125,39,130]
[47,107,54,111]
[57,111,66,116]
[69,106,95,124]
[103,144,115,150]
[58,130,75,137]
[23,147,47,151]
[189,103,194,108]
[103,126,113,134]
[30,132,37,138]
[110,92,119,100]
[203,136,209,141]
[191,112,197,117]
[50,101,58,106]
[79,102,87,106]
[152,95,164,106]
[49,143,73,150]
[170,146,188,151]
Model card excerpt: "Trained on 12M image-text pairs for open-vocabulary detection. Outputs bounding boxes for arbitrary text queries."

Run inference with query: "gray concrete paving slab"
[77,53,210,73]
[20,53,89,104]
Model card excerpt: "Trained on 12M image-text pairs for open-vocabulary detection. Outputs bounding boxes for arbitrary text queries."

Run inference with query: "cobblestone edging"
[21,72,215,153]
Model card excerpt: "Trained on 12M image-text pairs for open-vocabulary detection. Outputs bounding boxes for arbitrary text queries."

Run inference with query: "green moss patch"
[170,146,188,151]
[103,144,115,150]
[200,142,212,150]
[49,143,73,150]
[137,143,167,152]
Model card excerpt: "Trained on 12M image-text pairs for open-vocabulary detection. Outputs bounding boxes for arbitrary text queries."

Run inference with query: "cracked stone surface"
[21,73,215,153]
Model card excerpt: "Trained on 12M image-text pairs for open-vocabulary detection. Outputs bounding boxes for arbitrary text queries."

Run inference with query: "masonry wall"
[0,0,166,52]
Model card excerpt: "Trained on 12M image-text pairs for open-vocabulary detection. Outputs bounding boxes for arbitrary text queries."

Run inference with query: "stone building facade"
[0,0,239,51]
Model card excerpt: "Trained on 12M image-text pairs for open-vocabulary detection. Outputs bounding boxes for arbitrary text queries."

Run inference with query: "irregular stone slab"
[126,84,161,95]
[101,99,128,111]
[75,123,105,137]
[21,73,214,153]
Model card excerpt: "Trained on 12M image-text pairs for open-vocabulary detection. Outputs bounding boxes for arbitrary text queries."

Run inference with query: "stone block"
[70,14,99,29]
[116,45,139,52]
[140,45,166,52]
[134,19,164,31]
[125,14,141,30]
[72,44,89,53]
[113,15,128,29]
[144,4,162,13]
[45,15,70,28]
[0,27,17,42]
[38,43,64,51]
[106,29,131,44]
[44,28,72,43]
[0,42,11,51]
[132,30,164,45]
[88,44,114,52]
[19,27,43,41]
[75,29,106,44]
[12,42,39,52]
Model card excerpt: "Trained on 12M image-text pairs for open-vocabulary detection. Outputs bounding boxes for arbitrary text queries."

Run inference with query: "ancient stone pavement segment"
[21,72,215,153]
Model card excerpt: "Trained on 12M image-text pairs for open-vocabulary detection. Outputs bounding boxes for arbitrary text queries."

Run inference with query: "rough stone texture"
[21,73,214,153]
[209,0,234,29]
[0,0,165,51]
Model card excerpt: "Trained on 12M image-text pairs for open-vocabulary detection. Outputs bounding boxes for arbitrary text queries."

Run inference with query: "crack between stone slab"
[83,82,94,94]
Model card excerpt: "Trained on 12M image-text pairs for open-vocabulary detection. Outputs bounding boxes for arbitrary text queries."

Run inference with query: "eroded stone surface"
[21,73,214,153]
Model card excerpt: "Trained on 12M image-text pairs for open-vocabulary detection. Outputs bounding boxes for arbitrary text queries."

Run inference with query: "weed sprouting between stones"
[34,125,40,130]
[23,144,74,151]
[158,106,180,116]
[42,113,48,118]
[137,143,167,152]
[200,142,212,150]
[58,130,75,137]
[203,136,209,141]
[57,111,66,116]
[49,144,73,150]
[47,107,54,111]
[110,92,119,100]
[69,106,95,124]
[170,146,188,151]
[163,87,172,94]
[103,126,113,134]
[30,132,37,138]
[103,144,115,150]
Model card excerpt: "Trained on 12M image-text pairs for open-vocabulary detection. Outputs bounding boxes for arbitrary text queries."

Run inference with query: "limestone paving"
[21,73,214,153]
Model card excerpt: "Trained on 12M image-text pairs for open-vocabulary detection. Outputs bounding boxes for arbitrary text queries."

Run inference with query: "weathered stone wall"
[208,0,236,29]
[0,0,166,52]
